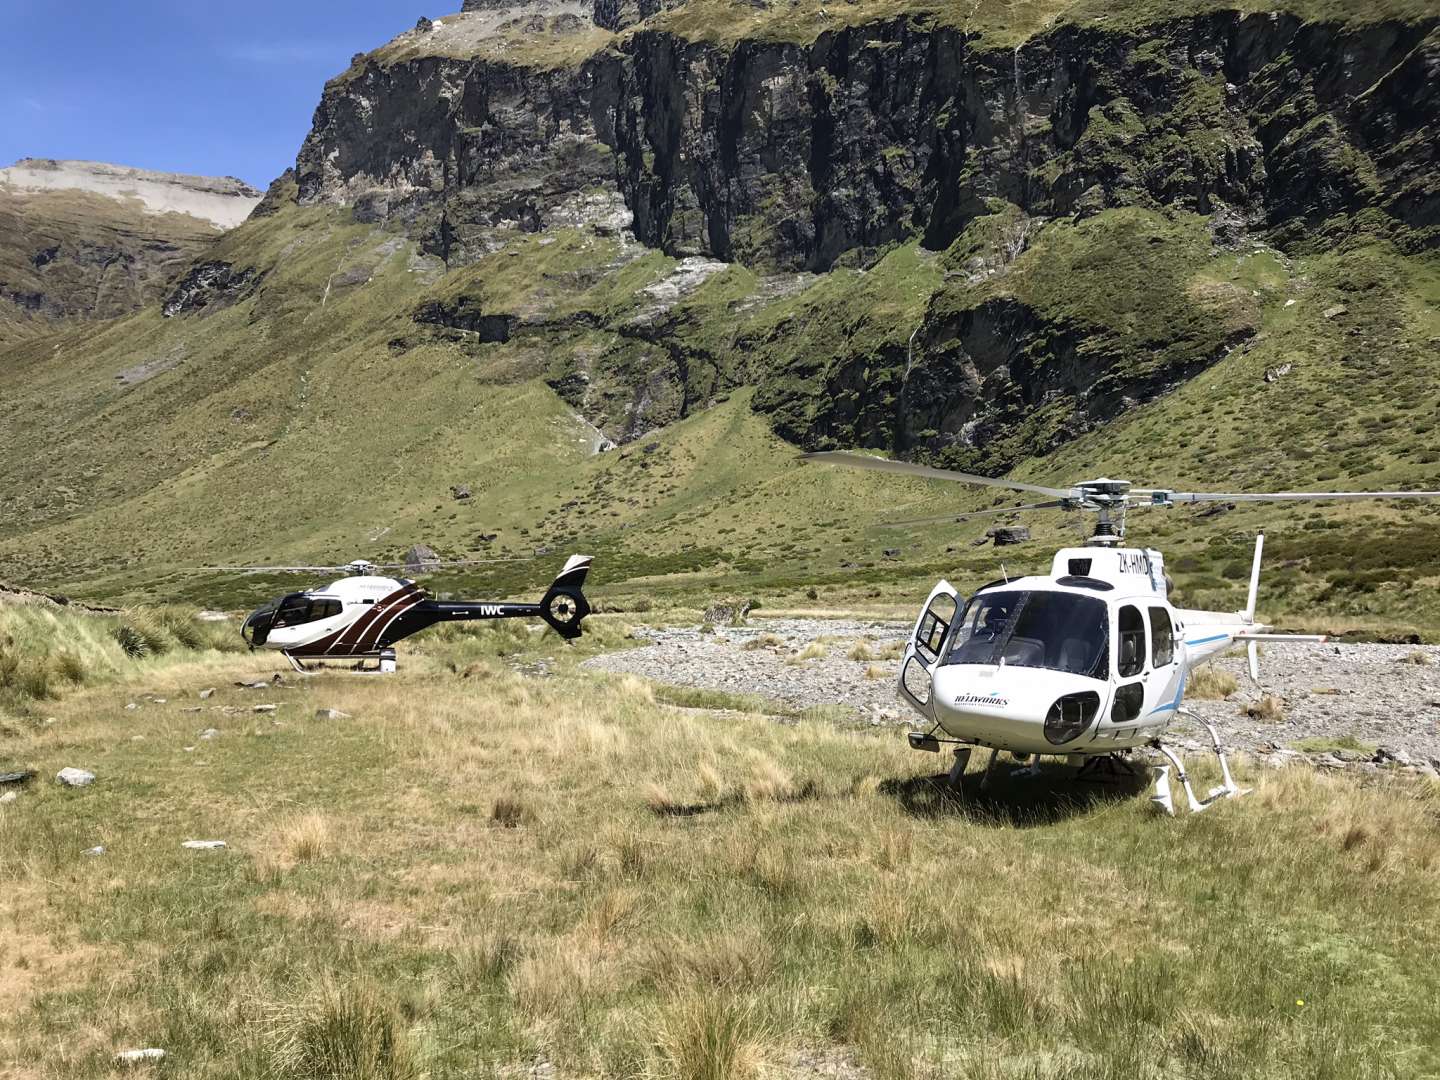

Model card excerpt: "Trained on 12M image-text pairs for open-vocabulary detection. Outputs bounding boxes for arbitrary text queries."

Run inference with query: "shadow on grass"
[648,779,826,818]
[880,760,1151,827]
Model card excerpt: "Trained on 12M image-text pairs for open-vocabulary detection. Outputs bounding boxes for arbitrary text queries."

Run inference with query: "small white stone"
[116,1048,166,1064]
[83,845,105,856]
[0,791,18,804]
[252,704,278,713]
[198,728,220,740]
[181,840,227,850]
[56,767,96,787]
[199,688,215,699]
[314,708,350,720]
[125,703,139,710]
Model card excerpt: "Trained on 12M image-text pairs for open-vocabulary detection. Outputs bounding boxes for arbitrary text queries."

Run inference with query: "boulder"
[450,484,472,501]
[404,544,441,570]
[315,708,351,720]
[181,840,227,850]
[56,767,95,787]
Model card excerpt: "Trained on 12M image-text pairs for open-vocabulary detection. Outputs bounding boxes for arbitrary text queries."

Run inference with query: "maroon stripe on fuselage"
[358,594,424,652]
[287,585,418,657]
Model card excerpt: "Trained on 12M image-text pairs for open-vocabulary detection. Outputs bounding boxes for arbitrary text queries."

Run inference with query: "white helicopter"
[230,554,592,673]
[803,452,1440,814]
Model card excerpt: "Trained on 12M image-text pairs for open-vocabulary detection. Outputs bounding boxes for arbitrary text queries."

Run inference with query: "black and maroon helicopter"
[233,554,592,672]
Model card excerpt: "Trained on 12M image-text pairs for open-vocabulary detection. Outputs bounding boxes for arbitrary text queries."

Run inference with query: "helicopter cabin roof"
[317,575,411,601]
[1047,547,1166,596]
[973,547,1166,601]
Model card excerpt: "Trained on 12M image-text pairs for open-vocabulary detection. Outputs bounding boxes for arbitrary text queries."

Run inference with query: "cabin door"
[897,581,958,723]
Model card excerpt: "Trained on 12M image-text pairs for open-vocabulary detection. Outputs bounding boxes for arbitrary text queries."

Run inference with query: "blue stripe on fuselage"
[1147,670,1188,716]
[1184,633,1229,646]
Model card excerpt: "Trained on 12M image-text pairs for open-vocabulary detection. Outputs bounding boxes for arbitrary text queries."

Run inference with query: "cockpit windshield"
[943,590,1108,678]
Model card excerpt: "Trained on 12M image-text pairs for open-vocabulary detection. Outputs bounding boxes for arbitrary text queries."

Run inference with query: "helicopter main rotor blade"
[362,558,529,569]
[178,566,344,573]
[800,451,1074,499]
[1168,489,1440,504]
[884,500,1071,528]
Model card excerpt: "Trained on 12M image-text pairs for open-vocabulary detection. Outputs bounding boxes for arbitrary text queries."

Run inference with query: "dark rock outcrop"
[161,262,262,317]
[298,12,1438,271]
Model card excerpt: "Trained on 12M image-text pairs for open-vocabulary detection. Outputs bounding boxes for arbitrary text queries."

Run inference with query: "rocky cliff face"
[0,160,262,341]
[291,3,1437,459]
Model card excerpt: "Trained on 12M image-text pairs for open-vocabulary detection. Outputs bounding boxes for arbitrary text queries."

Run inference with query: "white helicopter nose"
[930,666,1101,754]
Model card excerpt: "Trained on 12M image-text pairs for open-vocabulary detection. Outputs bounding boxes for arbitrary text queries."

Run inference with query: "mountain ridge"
[0,159,263,341]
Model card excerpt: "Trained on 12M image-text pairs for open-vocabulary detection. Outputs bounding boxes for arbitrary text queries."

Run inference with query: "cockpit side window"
[313,598,342,620]
[1117,605,1146,677]
[1149,607,1175,667]
[272,595,342,628]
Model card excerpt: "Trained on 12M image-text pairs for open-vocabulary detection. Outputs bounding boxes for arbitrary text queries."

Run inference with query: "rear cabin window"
[1149,607,1174,667]
[1117,605,1146,677]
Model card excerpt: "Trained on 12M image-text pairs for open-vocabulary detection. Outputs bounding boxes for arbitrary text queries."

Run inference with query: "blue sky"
[1,1,453,189]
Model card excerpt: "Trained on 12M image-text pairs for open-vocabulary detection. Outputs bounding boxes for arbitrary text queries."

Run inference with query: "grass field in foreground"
[3,621,1439,1080]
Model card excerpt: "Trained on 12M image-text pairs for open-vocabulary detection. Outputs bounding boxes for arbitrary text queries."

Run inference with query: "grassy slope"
[2,634,1439,1078]
[1,196,1438,635]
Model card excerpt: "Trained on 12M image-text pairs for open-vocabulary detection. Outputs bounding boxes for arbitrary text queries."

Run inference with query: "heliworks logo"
[954,691,1009,709]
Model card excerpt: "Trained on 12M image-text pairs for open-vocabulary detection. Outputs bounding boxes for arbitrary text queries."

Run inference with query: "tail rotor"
[539,555,593,640]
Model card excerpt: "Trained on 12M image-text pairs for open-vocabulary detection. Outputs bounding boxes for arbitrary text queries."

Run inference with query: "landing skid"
[1149,708,1250,815]
[284,649,397,675]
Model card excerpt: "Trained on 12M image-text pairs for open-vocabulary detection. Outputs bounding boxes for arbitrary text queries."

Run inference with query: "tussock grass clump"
[1,602,238,709]
[863,664,889,681]
[509,939,614,1023]
[846,640,877,662]
[283,812,333,864]
[1401,650,1433,666]
[740,633,783,652]
[268,982,420,1080]
[785,641,826,665]
[1244,694,1286,722]
[643,929,774,992]
[652,991,770,1080]
[490,794,537,828]
[1187,664,1238,699]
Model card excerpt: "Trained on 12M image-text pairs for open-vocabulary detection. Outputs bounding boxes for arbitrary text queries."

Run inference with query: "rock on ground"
[56,767,96,787]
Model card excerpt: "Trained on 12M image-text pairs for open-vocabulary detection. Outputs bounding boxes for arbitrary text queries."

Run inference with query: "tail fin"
[539,554,592,640]
[1245,531,1264,687]
[1244,531,1264,623]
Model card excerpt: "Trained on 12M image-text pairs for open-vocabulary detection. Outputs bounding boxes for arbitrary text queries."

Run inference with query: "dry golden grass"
[863,664,889,681]
[1244,694,1286,722]
[1187,663,1239,699]
[785,642,826,665]
[846,640,877,662]
[740,633,784,652]
[1401,649,1433,666]
[5,642,1440,1078]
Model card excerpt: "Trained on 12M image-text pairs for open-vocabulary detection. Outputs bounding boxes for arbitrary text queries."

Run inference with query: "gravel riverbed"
[584,619,1440,772]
